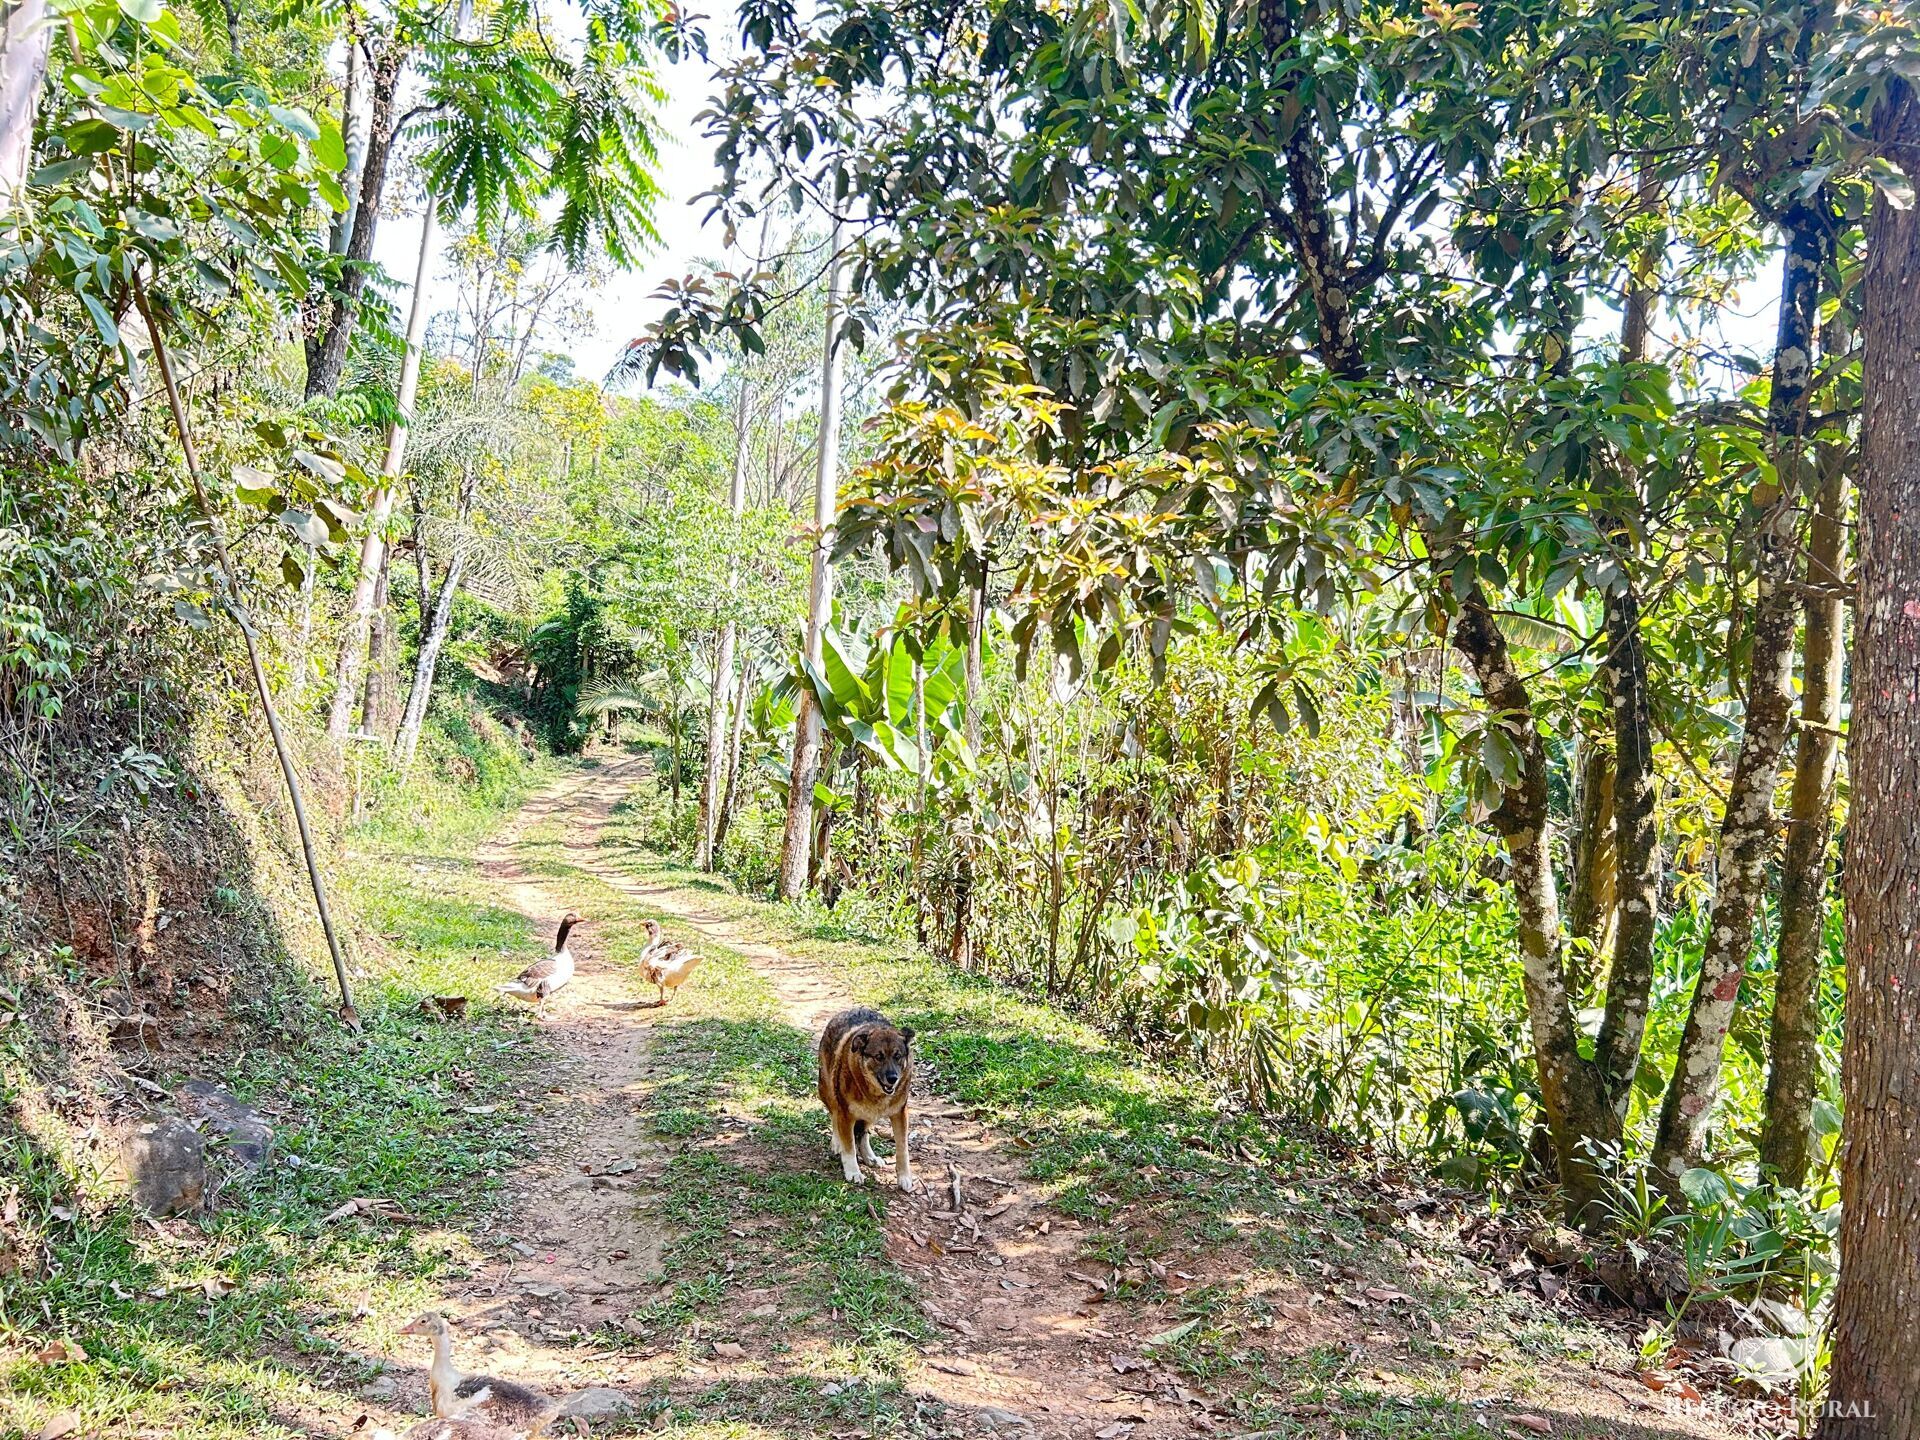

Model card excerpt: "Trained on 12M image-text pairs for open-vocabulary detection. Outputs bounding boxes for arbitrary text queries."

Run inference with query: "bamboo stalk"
[133,276,358,1027]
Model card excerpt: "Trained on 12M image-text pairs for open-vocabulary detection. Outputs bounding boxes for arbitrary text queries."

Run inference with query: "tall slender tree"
[1819,77,1920,1440]
[776,230,847,900]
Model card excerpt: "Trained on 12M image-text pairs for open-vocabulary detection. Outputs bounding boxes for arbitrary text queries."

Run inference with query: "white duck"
[639,936,705,1008]
[497,912,579,1006]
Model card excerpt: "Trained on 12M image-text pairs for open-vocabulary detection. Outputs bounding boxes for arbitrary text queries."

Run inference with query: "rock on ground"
[111,1116,205,1216]
[175,1080,274,1167]
[560,1387,635,1420]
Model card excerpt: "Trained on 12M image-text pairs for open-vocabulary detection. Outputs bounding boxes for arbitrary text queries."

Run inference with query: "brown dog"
[817,1007,915,1190]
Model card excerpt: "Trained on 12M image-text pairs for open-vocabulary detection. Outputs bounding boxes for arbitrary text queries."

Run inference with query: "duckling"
[497,912,580,1006]
[400,1311,562,1436]
[639,937,704,1008]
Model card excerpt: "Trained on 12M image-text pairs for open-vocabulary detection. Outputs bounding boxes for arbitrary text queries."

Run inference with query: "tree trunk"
[777,228,847,900]
[1565,734,1617,982]
[329,37,367,257]
[394,548,465,774]
[1593,215,1664,1118]
[1650,198,1831,1185]
[304,39,404,401]
[1818,83,1920,1440]
[1,0,51,209]
[1451,592,1614,1215]
[911,655,929,944]
[1595,584,1661,1114]
[699,375,754,869]
[949,568,986,972]
[360,546,394,736]
[714,655,752,859]
[1761,325,1852,1190]
[325,205,436,739]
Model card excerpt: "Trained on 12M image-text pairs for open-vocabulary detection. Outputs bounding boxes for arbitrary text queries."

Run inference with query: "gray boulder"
[112,1116,205,1215]
[175,1080,274,1167]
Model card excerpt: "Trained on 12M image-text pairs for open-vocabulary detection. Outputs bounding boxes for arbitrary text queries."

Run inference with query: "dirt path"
[371,757,1724,1440]
[459,760,1280,1437]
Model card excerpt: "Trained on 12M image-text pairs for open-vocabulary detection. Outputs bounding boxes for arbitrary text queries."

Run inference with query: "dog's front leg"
[834,1117,865,1183]
[892,1109,914,1192]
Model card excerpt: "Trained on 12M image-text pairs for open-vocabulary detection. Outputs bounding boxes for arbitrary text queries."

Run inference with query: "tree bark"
[949,567,987,972]
[1596,584,1661,1113]
[1593,210,1664,1118]
[777,228,847,900]
[0,0,51,209]
[305,39,404,401]
[1818,83,1920,1440]
[360,546,394,735]
[395,547,465,774]
[1761,324,1851,1190]
[1451,593,1615,1215]
[713,653,752,859]
[1651,198,1830,1184]
[324,205,436,739]
[1565,734,1617,981]
[699,370,754,869]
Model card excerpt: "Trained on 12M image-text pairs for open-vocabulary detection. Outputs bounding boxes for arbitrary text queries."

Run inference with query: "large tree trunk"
[1452,593,1615,1215]
[1,0,51,208]
[324,206,436,739]
[776,231,847,900]
[1650,198,1831,1184]
[1595,584,1661,1113]
[305,40,404,401]
[1760,324,1851,1190]
[1818,83,1920,1440]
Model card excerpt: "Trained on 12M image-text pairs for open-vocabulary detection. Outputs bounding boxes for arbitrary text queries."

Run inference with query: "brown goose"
[497,912,579,1006]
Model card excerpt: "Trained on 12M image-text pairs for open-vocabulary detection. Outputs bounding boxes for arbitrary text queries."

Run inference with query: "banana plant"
[789,605,972,784]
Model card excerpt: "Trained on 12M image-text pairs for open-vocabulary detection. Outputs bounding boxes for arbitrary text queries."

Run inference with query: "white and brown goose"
[638,932,704,1008]
[399,1311,562,1436]
[497,912,580,1006]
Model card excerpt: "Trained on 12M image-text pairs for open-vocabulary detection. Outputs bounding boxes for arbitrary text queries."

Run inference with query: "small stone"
[357,1374,398,1402]
[561,1387,635,1420]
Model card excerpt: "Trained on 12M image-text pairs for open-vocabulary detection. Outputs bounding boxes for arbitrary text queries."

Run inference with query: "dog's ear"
[899,1026,915,1047]
[849,1030,869,1056]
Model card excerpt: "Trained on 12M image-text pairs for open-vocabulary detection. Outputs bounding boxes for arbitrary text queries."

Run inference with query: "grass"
[0,726,563,1440]
[1,741,1718,1440]
[539,769,1710,1440]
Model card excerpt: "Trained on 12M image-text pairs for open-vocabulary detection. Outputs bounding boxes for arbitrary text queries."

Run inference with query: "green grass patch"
[0,749,568,1440]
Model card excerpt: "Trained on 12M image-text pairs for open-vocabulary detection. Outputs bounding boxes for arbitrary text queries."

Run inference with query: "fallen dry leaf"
[1094,1424,1134,1439]
[1364,1286,1411,1304]
[711,1341,747,1359]
[34,1340,87,1364]
[1143,1318,1198,1348]
[1275,1302,1313,1323]
[1108,1354,1146,1374]
[1509,1417,1553,1436]
[37,1413,80,1440]
[926,1358,979,1376]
